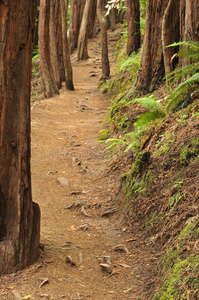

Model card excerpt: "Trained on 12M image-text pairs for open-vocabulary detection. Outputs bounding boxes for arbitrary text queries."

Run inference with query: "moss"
[153,255,199,300]
[153,138,175,157]
[122,151,152,199]
[153,222,199,300]
[177,222,197,242]
[180,138,199,165]
[145,210,159,229]
[180,145,189,165]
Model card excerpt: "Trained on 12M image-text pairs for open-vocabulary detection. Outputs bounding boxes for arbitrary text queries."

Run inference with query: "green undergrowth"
[100,33,199,300]
[153,221,199,300]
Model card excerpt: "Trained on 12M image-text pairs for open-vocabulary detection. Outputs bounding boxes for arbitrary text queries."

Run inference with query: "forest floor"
[0,29,159,300]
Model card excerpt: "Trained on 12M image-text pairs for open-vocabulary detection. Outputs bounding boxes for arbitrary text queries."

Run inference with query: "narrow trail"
[0,32,158,300]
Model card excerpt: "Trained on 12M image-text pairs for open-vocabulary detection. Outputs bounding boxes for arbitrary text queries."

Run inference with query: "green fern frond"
[135,96,166,116]
[166,73,199,111]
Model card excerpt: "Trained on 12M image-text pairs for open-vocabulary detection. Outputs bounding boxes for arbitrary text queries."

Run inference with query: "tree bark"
[135,0,169,93]
[109,7,117,32]
[54,0,66,82]
[0,0,40,275]
[127,0,141,55]
[60,0,74,90]
[50,0,62,89]
[162,0,180,81]
[97,0,110,80]
[69,0,86,53]
[39,0,59,98]
[179,0,199,75]
[87,0,97,38]
[77,0,92,60]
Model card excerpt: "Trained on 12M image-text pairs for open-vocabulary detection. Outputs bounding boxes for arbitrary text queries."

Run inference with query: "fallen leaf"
[119,263,132,268]
[12,290,22,300]
[39,278,49,289]
[65,255,78,266]
[107,291,115,294]
[70,225,76,231]
[113,244,129,254]
[23,296,31,299]
[126,238,137,243]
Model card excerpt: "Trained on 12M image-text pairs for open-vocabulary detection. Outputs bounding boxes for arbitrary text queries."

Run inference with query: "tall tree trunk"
[135,0,169,93]
[109,7,116,32]
[55,0,66,82]
[97,0,110,80]
[60,0,74,90]
[69,0,86,53]
[39,0,59,98]
[87,0,97,38]
[50,0,62,89]
[0,0,40,275]
[179,0,199,78]
[162,0,180,82]
[127,0,141,55]
[33,0,40,50]
[77,0,92,60]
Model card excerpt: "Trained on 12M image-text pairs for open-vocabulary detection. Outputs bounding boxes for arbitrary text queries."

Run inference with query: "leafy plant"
[32,46,40,74]
[165,41,199,111]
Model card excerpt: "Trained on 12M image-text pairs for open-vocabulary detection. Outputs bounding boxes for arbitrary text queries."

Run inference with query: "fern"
[125,95,166,127]
[166,41,199,86]
[166,73,199,111]
[166,41,199,111]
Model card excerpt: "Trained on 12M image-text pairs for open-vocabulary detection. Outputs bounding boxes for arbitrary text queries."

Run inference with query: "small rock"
[57,177,69,186]
[100,263,112,274]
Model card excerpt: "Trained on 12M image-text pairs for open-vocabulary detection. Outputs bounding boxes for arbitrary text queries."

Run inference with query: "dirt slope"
[0,31,158,300]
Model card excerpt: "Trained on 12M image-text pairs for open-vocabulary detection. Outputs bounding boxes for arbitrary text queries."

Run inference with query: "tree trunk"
[109,7,117,32]
[97,0,110,80]
[135,0,169,93]
[54,0,66,82]
[179,0,199,77]
[50,0,62,89]
[69,0,86,53]
[87,0,97,38]
[0,0,40,275]
[33,0,40,50]
[162,0,180,82]
[127,0,141,55]
[60,0,74,90]
[39,0,59,98]
[77,0,92,60]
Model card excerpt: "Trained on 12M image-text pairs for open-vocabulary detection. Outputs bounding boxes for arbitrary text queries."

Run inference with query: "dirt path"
[0,33,158,300]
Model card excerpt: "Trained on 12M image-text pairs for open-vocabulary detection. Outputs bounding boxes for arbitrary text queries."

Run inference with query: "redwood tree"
[60,0,74,90]
[97,0,110,79]
[135,0,199,93]
[0,0,40,274]
[77,0,93,60]
[135,0,169,93]
[69,0,86,53]
[127,0,140,55]
[39,0,59,98]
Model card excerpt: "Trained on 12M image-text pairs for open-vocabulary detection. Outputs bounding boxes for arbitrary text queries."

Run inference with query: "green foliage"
[153,222,199,300]
[32,46,39,74]
[132,95,166,127]
[179,138,199,165]
[114,51,141,77]
[165,41,199,111]
[122,151,152,198]
[166,73,199,112]
[140,0,148,35]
